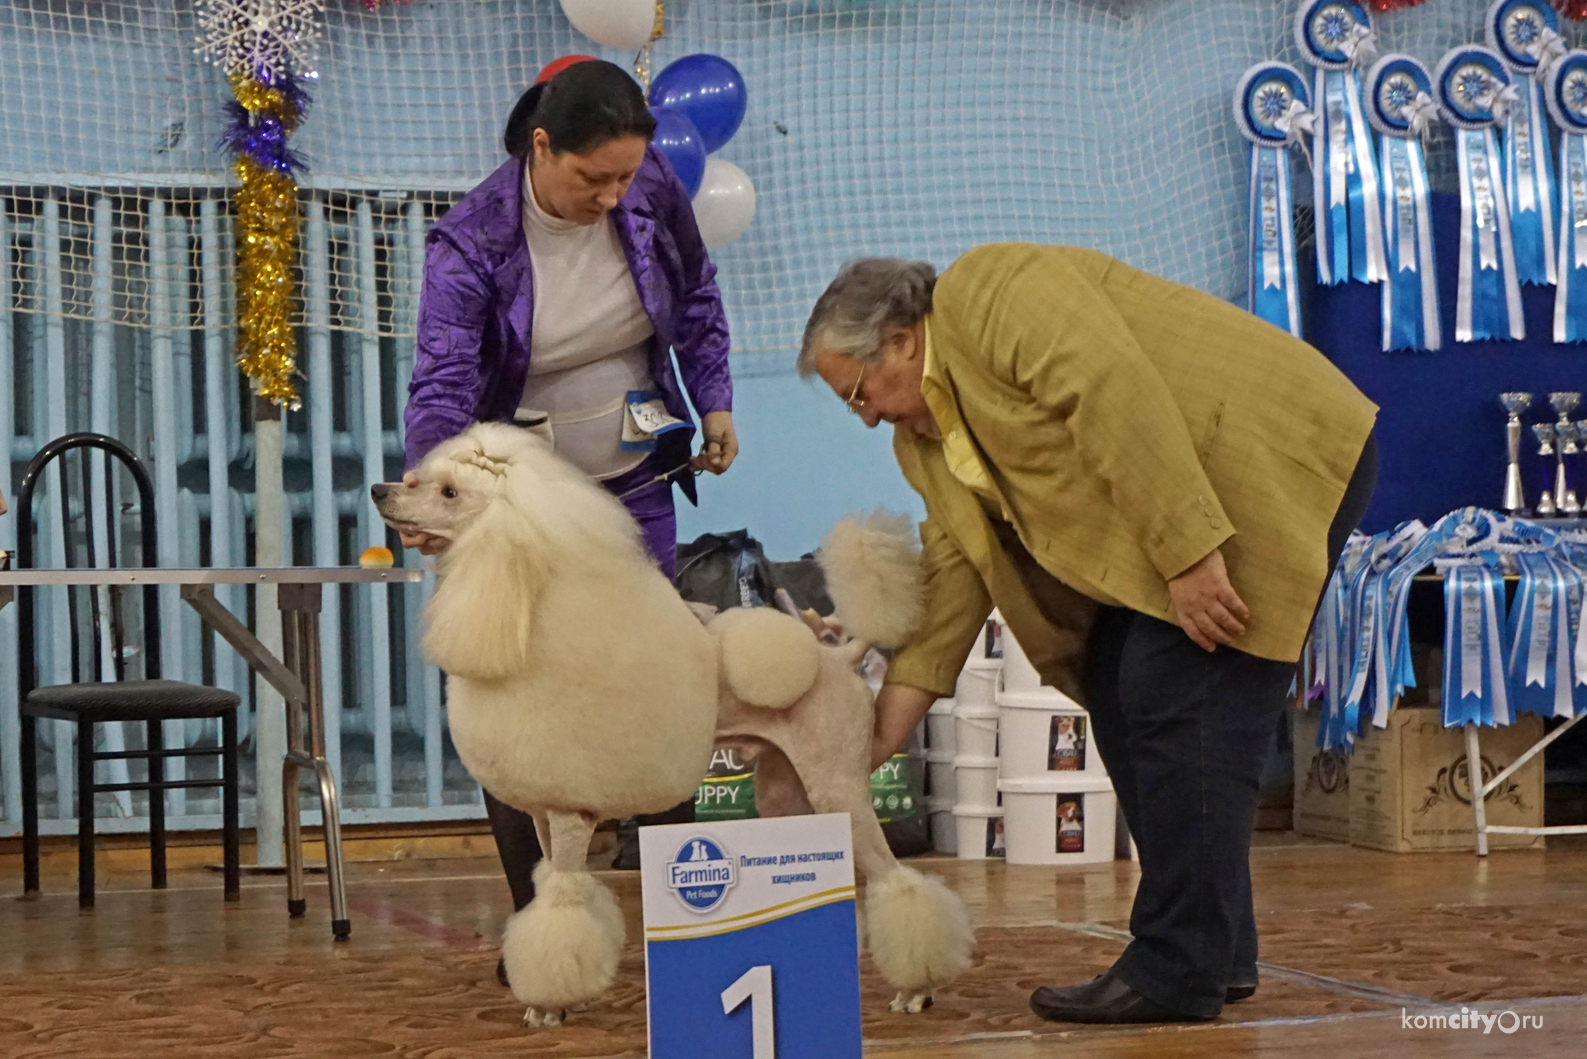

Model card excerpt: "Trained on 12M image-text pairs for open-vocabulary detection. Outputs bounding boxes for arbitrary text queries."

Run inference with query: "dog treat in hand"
[359,546,395,570]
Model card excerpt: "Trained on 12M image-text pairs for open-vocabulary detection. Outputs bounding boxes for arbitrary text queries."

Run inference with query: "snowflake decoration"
[1506,9,1541,50]
[1567,70,1587,113]
[194,0,324,83]
[1257,84,1293,122]
[1314,6,1356,48]
[1455,67,1492,108]
[1382,73,1416,114]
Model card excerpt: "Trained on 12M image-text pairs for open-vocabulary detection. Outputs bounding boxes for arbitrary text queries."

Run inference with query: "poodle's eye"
[442,486,457,499]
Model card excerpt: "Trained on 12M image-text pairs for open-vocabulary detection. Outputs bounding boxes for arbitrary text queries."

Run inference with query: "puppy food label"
[1057,795,1085,853]
[641,815,862,1059]
[696,747,758,822]
[1048,714,1087,771]
[869,753,917,823]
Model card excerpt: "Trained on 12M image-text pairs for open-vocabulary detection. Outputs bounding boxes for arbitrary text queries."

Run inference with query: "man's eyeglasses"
[845,367,867,414]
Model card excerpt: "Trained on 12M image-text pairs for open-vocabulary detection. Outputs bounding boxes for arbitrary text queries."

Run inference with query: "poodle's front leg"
[504,810,626,1028]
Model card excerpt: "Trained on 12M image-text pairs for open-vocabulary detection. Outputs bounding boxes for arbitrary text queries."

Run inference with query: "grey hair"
[797,258,937,377]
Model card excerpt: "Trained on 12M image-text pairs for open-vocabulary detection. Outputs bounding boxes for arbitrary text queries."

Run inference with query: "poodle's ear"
[422,494,545,681]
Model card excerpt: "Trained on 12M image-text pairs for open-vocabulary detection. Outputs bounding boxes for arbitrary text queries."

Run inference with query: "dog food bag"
[694,747,758,823]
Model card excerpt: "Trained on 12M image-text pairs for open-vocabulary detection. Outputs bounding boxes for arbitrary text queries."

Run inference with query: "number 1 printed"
[721,964,776,1058]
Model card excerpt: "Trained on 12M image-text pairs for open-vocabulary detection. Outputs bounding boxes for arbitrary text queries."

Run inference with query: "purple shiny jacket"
[404,145,733,494]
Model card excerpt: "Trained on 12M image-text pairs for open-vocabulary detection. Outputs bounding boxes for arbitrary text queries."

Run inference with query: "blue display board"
[1311,191,1587,533]
[640,814,864,1059]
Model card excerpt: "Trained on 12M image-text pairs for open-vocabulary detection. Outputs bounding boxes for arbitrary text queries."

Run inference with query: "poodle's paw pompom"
[889,991,934,1014]
[866,865,975,996]
[818,512,923,649]
[522,1006,565,1028]
[711,606,821,709]
[503,868,626,1014]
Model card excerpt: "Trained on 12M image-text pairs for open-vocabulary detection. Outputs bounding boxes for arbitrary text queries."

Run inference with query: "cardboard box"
[1349,708,1545,853]
[1293,707,1351,842]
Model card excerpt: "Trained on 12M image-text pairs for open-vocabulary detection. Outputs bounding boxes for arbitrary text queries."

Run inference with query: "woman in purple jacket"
[398,60,736,981]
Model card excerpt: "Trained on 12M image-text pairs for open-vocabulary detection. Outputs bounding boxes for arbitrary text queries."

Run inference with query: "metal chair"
[16,432,240,907]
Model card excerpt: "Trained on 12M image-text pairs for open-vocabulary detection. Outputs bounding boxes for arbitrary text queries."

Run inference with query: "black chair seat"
[24,679,241,722]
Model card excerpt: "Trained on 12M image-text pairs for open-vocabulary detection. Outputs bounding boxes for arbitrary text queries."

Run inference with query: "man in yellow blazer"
[800,243,1377,1024]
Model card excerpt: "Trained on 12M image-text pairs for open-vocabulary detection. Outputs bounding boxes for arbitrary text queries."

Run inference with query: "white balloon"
[692,158,757,251]
[558,0,656,52]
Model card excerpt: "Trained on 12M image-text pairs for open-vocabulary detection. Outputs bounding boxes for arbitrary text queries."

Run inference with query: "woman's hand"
[692,410,739,475]
[869,683,940,772]
[1168,547,1249,652]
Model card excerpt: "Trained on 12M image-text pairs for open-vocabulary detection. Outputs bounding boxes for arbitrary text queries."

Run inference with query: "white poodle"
[373,423,974,1027]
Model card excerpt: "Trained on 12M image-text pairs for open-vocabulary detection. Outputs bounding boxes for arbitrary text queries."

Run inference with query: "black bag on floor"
[673,530,930,859]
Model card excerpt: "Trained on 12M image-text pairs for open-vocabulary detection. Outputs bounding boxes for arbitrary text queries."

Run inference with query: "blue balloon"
[648,105,706,197]
[647,54,747,154]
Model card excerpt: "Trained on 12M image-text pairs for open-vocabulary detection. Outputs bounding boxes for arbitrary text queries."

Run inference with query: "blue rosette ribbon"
[1506,550,1577,718]
[1546,50,1587,342]
[1487,0,1563,287]
[1234,62,1314,337]
[1365,54,1442,351]
[1295,1,1388,287]
[1436,46,1527,343]
[1440,557,1512,728]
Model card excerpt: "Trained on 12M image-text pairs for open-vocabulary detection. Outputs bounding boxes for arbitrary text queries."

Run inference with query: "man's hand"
[395,472,450,555]
[691,410,739,475]
[1168,548,1249,652]
[869,683,940,772]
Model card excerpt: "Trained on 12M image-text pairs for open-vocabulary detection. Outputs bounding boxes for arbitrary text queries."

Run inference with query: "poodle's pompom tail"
[711,607,821,709]
[818,511,924,649]
[865,865,975,992]
[503,865,626,1010]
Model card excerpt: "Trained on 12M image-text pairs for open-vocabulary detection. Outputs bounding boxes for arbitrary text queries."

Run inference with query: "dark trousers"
[1035,433,1377,1016]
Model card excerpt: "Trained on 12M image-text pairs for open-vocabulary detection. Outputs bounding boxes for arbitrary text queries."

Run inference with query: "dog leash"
[612,461,700,502]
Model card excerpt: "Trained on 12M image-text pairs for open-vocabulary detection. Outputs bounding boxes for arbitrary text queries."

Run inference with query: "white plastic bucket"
[926,756,957,802]
[926,698,957,755]
[951,806,1005,860]
[1001,625,1042,692]
[953,755,999,809]
[927,796,957,854]
[998,774,1117,866]
[955,666,999,709]
[953,708,999,759]
[996,688,1101,780]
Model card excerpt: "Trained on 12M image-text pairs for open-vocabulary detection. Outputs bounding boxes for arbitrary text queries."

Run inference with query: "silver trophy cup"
[1500,393,1532,513]
[1553,393,1583,515]
[1535,423,1558,517]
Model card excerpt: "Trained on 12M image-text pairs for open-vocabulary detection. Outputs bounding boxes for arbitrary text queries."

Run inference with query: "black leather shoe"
[1226,981,1257,1003]
[497,957,510,988]
[1029,971,1213,1024]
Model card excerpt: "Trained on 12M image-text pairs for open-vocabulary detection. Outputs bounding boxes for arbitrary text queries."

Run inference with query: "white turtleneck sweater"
[517,168,656,479]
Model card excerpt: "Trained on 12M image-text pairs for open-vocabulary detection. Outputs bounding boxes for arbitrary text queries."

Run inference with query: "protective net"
[3,1,1564,377]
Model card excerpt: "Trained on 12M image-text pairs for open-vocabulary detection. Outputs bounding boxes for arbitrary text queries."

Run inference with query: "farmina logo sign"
[667,836,737,913]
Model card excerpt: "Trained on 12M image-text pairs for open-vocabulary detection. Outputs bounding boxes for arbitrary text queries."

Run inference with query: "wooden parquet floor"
[3,833,1585,1058]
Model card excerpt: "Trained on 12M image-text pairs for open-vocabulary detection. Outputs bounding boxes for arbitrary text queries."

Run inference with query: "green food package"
[870,752,918,824]
[694,746,758,822]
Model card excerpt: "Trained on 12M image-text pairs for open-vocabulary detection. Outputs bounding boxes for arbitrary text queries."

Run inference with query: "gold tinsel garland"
[228,77,304,410]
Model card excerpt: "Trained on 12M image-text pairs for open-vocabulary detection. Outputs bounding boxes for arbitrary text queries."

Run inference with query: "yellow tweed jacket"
[885,244,1378,700]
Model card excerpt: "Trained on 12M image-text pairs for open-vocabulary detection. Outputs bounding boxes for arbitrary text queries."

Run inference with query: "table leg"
[1464,723,1490,857]
[280,583,349,941]
[280,606,306,917]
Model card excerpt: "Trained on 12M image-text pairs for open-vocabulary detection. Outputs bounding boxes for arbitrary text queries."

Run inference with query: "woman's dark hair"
[503,60,657,159]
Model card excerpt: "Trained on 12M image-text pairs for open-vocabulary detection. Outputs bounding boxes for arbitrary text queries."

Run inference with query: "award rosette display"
[1295,0,1388,287]
[1486,0,1563,286]
[1365,54,1441,351]
[1435,45,1526,342]
[1234,61,1315,337]
[1546,49,1587,342]
[1506,550,1579,719]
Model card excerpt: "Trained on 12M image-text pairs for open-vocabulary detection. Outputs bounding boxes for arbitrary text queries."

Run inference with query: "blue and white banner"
[1295,1,1388,287]
[641,814,863,1059]
[1366,54,1441,351]
[1234,62,1315,337]
[1487,0,1564,286]
[1507,550,1576,718]
[1546,50,1587,342]
[1436,46,1527,343]
[1441,559,1513,728]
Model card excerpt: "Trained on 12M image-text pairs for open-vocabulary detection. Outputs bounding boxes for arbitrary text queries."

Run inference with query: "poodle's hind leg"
[503,810,626,1028]
[793,757,976,1015]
